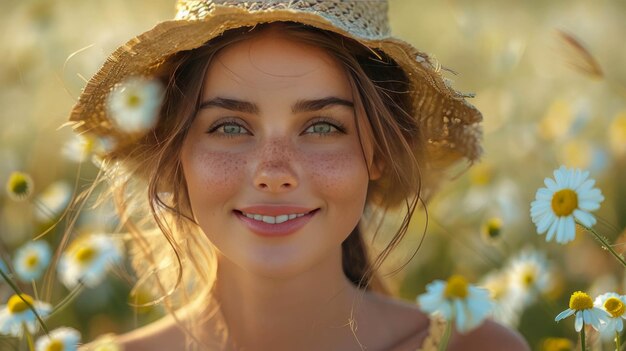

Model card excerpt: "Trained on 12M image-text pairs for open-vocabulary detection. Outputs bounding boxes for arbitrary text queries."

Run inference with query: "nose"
[253,140,299,193]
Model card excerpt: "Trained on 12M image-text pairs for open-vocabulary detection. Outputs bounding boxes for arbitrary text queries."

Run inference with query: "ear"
[368,158,384,181]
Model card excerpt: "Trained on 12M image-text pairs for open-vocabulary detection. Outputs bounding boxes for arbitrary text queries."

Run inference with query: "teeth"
[241,211,309,224]
[262,215,275,224]
[275,215,289,224]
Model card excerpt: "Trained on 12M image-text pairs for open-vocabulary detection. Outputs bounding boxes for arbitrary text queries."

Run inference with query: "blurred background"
[1,0,625,349]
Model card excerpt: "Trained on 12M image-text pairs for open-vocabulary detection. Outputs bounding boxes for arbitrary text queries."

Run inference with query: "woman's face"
[181,28,379,278]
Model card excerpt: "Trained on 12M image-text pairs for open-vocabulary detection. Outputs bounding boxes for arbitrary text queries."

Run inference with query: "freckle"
[307,151,356,193]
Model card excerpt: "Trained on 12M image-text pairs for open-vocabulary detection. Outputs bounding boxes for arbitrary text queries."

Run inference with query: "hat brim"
[69,5,482,169]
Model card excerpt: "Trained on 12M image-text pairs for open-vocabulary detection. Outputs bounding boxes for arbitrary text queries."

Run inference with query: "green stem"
[617,331,621,351]
[580,326,586,351]
[0,267,49,334]
[438,318,452,351]
[50,283,84,317]
[578,221,626,268]
[24,325,34,351]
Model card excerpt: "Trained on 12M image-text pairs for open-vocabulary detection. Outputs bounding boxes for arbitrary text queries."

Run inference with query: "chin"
[220,244,338,281]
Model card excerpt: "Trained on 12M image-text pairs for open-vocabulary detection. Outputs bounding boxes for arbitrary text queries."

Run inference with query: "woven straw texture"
[69,0,482,169]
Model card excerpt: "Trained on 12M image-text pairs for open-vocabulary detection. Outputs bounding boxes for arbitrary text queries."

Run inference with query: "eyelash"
[205,117,346,138]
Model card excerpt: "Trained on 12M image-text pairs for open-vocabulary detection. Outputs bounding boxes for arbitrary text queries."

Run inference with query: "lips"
[234,205,318,237]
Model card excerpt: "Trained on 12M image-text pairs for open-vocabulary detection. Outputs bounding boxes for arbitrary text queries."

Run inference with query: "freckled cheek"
[183,148,248,210]
[302,150,369,201]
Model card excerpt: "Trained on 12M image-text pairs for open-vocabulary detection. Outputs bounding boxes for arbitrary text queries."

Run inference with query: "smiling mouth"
[234,209,318,224]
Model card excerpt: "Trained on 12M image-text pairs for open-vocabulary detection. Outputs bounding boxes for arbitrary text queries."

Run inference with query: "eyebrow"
[198,96,354,114]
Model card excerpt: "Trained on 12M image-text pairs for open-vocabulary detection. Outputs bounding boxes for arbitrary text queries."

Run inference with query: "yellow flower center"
[604,297,625,318]
[75,246,97,265]
[7,294,34,314]
[483,218,502,240]
[542,337,574,351]
[569,291,593,311]
[487,282,505,300]
[25,254,39,269]
[551,189,578,216]
[46,340,64,351]
[444,275,469,299]
[521,268,536,288]
[469,164,493,186]
[6,171,33,200]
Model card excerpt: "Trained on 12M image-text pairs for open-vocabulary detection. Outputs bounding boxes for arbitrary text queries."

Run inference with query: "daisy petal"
[536,212,556,234]
[573,209,596,227]
[570,169,585,189]
[575,312,584,332]
[557,216,576,244]
[576,179,596,193]
[546,218,560,242]
[555,217,566,243]
[530,202,551,217]
[579,188,604,203]
[545,178,559,191]
[554,168,567,187]
[578,200,600,211]
[555,308,575,321]
[535,188,553,201]
[455,299,468,333]
[582,309,593,326]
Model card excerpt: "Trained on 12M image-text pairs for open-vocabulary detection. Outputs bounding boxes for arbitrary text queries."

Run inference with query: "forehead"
[202,29,352,100]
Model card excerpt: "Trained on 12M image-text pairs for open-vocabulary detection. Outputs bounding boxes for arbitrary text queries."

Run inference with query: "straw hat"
[68,0,482,169]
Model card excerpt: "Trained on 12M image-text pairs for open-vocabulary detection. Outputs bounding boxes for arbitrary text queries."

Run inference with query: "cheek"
[303,149,369,203]
[182,146,247,211]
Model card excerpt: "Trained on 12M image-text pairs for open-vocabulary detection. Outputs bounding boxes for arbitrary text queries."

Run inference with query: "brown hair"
[103,21,425,347]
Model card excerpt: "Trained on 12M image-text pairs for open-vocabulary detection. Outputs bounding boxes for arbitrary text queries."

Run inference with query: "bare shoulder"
[363,292,529,351]
[361,291,431,350]
[79,315,185,351]
[448,319,530,351]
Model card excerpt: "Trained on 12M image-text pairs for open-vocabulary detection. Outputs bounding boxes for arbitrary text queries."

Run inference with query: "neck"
[213,248,365,351]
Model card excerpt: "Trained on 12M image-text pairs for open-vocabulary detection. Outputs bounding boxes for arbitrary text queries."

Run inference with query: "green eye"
[313,124,331,133]
[223,124,244,134]
[306,122,338,135]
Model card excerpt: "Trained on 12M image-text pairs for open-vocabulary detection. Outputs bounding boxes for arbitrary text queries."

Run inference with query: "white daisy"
[58,233,124,289]
[507,249,552,305]
[61,134,97,163]
[417,275,493,333]
[594,292,626,340]
[555,291,608,331]
[34,181,72,221]
[35,327,81,351]
[481,217,503,244]
[480,271,523,327]
[5,171,34,201]
[0,294,51,337]
[530,166,604,244]
[13,241,51,282]
[106,77,164,134]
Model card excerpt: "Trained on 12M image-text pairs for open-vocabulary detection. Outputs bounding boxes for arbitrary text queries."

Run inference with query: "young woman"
[71,1,529,350]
